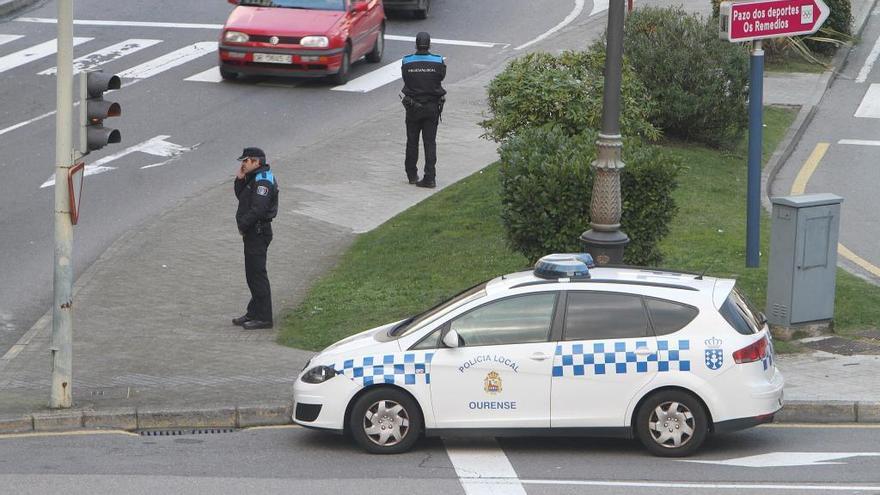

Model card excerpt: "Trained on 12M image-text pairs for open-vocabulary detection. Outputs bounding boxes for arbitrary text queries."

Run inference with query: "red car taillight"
[733,337,768,364]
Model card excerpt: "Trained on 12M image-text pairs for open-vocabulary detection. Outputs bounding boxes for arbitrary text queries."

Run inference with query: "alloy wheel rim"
[648,401,695,448]
[363,399,409,447]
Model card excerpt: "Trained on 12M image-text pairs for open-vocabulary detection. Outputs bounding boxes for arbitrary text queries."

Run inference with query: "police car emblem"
[269,36,279,45]
[704,337,723,370]
[484,371,502,395]
[256,185,269,196]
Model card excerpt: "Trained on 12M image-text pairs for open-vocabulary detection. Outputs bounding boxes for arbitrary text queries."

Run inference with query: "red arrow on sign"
[719,0,830,42]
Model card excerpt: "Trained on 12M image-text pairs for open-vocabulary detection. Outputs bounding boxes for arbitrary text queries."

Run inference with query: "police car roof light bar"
[533,253,594,280]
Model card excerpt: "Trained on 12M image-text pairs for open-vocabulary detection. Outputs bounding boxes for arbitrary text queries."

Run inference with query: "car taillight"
[733,337,768,364]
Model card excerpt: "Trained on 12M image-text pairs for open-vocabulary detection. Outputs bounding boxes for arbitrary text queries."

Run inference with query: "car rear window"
[719,288,762,335]
[645,298,699,336]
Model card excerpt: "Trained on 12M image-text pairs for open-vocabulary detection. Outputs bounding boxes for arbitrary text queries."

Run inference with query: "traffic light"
[80,70,121,154]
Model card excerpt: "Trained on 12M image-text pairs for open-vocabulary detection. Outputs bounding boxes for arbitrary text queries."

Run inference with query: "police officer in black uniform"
[401,32,446,188]
[232,147,279,330]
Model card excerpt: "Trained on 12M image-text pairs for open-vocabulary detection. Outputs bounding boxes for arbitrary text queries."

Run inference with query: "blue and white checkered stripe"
[553,339,691,377]
[332,352,434,386]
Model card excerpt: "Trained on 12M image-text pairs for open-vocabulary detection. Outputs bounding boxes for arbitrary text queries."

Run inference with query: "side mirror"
[353,1,369,12]
[442,329,461,348]
[228,0,239,4]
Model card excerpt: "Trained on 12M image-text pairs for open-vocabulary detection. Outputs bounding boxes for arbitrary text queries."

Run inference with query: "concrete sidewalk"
[1,0,879,433]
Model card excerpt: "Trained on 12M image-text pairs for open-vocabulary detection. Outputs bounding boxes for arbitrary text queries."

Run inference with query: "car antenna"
[695,262,714,280]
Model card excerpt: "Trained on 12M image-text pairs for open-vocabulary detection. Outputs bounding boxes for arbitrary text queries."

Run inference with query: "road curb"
[764,0,880,209]
[0,402,294,434]
[1,400,877,435]
[0,0,37,17]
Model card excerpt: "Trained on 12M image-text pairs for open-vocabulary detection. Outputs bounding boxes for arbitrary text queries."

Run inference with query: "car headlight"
[224,31,249,43]
[300,36,329,48]
[301,365,338,384]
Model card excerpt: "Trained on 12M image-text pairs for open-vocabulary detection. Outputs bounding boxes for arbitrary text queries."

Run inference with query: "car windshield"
[238,0,346,11]
[388,281,489,338]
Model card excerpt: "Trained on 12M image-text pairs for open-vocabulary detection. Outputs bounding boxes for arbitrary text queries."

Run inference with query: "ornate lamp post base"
[580,228,629,265]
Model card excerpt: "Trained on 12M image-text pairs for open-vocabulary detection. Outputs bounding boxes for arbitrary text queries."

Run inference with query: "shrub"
[480,47,660,143]
[623,6,750,148]
[803,0,852,55]
[498,125,680,266]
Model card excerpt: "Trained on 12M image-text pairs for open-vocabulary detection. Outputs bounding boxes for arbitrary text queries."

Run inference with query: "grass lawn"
[279,106,880,352]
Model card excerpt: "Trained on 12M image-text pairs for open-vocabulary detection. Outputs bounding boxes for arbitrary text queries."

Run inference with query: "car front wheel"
[635,390,708,457]
[219,67,238,81]
[331,47,351,85]
[349,388,422,454]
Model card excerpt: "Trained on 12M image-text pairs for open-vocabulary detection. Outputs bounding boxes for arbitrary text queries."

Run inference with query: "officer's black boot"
[232,314,252,326]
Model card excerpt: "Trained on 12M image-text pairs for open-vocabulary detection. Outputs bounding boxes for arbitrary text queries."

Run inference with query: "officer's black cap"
[415,32,431,51]
[237,147,266,160]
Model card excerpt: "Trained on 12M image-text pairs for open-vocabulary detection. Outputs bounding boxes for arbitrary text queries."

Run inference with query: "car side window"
[645,298,699,336]
[449,293,557,347]
[563,292,649,341]
[411,328,441,350]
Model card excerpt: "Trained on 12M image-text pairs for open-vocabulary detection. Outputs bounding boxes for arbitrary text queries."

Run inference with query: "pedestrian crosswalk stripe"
[117,41,217,79]
[0,37,93,74]
[184,66,223,83]
[854,84,880,118]
[38,39,162,76]
[332,59,402,93]
[0,34,24,46]
[16,17,225,30]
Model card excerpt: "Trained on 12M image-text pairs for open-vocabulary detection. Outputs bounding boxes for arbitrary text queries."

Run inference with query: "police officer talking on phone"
[401,31,446,188]
[233,147,278,330]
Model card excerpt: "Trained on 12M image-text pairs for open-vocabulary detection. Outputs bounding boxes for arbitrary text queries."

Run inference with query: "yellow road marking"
[0,429,139,440]
[791,142,880,278]
[790,142,829,195]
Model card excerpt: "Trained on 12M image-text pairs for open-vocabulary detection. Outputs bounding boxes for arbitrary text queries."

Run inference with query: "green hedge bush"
[623,6,750,148]
[480,46,660,143]
[804,0,852,55]
[498,125,680,266]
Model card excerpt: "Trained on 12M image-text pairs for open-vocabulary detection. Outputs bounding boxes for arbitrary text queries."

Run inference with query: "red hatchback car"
[220,0,385,84]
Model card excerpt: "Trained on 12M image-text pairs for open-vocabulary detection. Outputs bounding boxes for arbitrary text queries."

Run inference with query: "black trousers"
[404,104,440,181]
[243,228,273,322]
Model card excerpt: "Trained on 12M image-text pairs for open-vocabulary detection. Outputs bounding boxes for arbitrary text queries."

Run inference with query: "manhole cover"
[802,336,880,356]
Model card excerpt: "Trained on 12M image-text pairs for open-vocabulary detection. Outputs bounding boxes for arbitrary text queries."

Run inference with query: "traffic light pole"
[50,0,74,409]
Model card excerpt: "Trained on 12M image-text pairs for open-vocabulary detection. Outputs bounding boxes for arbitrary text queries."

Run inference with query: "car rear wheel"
[635,390,708,457]
[219,67,238,81]
[366,25,385,63]
[331,47,351,85]
[414,0,429,19]
[349,388,422,454]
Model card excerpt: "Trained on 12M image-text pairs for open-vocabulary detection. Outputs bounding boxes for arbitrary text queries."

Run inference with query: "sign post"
[719,0,829,267]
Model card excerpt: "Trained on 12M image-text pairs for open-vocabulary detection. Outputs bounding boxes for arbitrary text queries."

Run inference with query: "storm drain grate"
[138,428,237,436]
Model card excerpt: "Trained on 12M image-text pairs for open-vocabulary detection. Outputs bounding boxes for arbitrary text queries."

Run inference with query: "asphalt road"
[1,425,879,494]
[0,0,577,353]
[769,4,880,283]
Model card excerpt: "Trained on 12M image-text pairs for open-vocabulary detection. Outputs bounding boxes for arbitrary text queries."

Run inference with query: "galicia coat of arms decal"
[484,371,502,394]
[704,337,723,370]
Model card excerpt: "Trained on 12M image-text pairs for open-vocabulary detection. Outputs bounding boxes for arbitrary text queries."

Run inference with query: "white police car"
[293,254,784,456]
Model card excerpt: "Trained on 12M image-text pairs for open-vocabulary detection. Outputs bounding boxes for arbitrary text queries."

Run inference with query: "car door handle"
[530,352,551,361]
[635,348,653,356]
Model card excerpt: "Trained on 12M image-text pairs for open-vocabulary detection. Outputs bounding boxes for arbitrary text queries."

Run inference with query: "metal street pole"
[745,40,763,267]
[581,0,629,265]
[50,0,74,409]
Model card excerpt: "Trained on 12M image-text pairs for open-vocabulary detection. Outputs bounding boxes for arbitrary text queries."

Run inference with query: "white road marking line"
[444,439,527,495]
[384,34,500,48]
[839,138,880,145]
[0,34,24,46]
[117,42,217,79]
[590,0,610,16]
[515,0,586,50]
[38,38,162,75]
[332,59,402,93]
[184,66,223,83]
[682,452,880,468]
[40,135,193,188]
[856,32,880,83]
[854,83,880,118]
[0,37,92,74]
[16,17,225,30]
[518,479,880,491]
[0,108,56,137]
